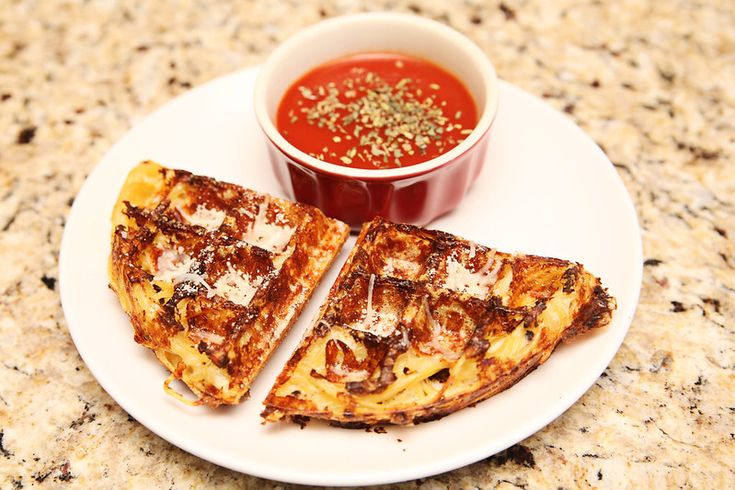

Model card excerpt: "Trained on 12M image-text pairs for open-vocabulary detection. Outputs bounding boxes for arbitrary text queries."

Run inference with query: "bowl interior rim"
[254,12,499,180]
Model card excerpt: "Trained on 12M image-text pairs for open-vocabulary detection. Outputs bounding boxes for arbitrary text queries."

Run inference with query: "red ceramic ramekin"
[254,12,499,229]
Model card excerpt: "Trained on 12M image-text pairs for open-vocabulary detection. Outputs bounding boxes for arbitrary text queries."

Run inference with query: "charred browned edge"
[396,282,616,425]
[328,420,375,430]
[364,216,460,249]
[409,349,550,426]
[304,347,551,427]
[399,281,616,426]
[561,283,616,343]
[402,279,615,425]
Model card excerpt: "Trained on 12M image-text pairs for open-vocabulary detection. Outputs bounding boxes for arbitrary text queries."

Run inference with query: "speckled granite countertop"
[1,0,733,488]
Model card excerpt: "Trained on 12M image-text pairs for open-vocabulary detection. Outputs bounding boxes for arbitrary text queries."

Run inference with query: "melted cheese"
[242,199,295,253]
[207,264,264,307]
[179,205,226,231]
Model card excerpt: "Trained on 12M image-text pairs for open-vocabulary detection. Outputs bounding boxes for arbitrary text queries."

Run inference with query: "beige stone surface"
[1,0,732,488]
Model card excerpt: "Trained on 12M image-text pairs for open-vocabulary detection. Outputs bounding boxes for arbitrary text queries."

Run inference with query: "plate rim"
[59,66,643,486]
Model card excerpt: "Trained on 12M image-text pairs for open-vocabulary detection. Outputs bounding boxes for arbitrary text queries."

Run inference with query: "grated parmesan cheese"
[154,249,198,282]
[179,205,226,231]
[422,297,461,361]
[173,273,211,290]
[154,248,214,291]
[207,264,264,307]
[443,250,502,298]
[242,199,295,253]
[366,273,375,327]
[382,257,421,278]
[349,274,398,337]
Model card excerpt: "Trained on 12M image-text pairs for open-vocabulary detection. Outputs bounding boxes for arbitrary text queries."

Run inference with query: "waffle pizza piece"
[262,217,616,426]
[108,161,349,406]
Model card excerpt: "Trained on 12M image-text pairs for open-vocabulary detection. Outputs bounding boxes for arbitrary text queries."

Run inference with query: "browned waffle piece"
[262,217,615,425]
[108,161,349,406]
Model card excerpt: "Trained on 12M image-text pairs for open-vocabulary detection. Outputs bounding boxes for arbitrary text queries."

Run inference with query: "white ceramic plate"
[59,67,642,486]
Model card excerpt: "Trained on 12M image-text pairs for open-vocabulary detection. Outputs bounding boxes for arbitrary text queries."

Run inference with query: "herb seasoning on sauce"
[276,52,478,170]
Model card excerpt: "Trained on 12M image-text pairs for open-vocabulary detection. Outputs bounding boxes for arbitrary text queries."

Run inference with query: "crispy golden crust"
[108,161,349,406]
[262,217,616,425]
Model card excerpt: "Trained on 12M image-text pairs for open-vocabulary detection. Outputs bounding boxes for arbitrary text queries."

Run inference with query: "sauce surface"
[276,52,477,170]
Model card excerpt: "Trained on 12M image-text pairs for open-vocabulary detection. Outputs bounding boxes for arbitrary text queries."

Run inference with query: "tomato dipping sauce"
[276,52,478,170]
